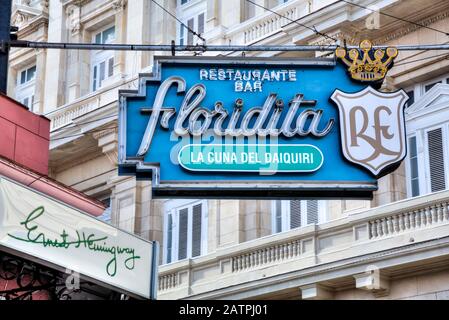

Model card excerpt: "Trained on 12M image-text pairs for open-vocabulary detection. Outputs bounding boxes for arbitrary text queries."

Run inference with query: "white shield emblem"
[331,86,408,177]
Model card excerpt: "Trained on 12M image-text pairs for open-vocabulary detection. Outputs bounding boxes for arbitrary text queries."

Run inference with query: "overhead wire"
[340,0,449,37]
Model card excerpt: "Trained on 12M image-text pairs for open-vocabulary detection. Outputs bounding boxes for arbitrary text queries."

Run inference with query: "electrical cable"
[340,0,449,37]
[245,0,338,44]
[394,52,449,67]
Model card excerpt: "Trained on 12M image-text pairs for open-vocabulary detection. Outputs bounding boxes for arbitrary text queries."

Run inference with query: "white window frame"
[405,134,421,198]
[176,0,206,46]
[16,65,36,111]
[271,200,327,234]
[91,25,115,92]
[163,199,208,264]
[423,124,449,194]
[420,75,449,96]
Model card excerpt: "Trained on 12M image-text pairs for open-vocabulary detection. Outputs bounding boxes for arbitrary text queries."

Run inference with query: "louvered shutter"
[198,13,205,35]
[274,200,282,233]
[427,128,446,192]
[166,214,173,263]
[191,204,202,258]
[306,200,319,224]
[178,208,188,260]
[409,136,420,196]
[290,200,302,229]
[187,18,194,45]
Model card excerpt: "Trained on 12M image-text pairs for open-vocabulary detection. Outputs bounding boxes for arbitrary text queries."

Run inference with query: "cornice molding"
[376,10,449,44]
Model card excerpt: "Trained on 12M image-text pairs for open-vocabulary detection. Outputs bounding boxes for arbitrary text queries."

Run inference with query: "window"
[16,65,36,111]
[407,125,449,197]
[427,127,446,192]
[94,26,115,44]
[98,198,112,224]
[18,66,36,85]
[179,0,190,5]
[164,200,207,264]
[424,81,441,93]
[243,1,256,21]
[409,136,420,197]
[272,200,326,233]
[177,12,205,45]
[91,26,115,92]
[405,90,415,108]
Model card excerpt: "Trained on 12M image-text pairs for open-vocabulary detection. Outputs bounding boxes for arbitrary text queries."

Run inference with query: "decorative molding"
[112,0,127,12]
[376,10,449,44]
[11,11,31,29]
[93,127,119,166]
[308,30,359,47]
[66,4,82,36]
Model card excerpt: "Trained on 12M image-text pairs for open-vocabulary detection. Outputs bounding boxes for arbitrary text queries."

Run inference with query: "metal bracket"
[171,40,175,56]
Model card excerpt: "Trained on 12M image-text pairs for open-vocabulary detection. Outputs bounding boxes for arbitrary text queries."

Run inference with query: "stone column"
[372,163,407,207]
[113,0,127,78]
[110,176,138,233]
[206,0,220,29]
[221,0,242,28]
[65,3,82,102]
[33,48,47,114]
[253,0,266,16]
[241,200,272,242]
[43,0,66,111]
[215,200,245,248]
[108,175,160,242]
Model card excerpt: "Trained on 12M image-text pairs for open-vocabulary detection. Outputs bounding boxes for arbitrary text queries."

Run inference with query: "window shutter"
[274,200,282,233]
[409,136,420,196]
[290,200,301,229]
[178,208,188,260]
[92,65,97,91]
[179,24,185,45]
[427,128,446,192]
[166,214,173,263]
[198,13,205,35]
[20,70,26,84]
[108,58,114,77]
[191,204,202,258]
[99,61,106,86]
[187,18,194,45]
[306,200,319,224]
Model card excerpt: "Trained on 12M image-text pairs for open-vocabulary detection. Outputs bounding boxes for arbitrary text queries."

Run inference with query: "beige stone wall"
[335,269,449,300]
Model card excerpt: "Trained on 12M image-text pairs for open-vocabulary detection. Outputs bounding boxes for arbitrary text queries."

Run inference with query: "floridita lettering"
[137,76,334,157]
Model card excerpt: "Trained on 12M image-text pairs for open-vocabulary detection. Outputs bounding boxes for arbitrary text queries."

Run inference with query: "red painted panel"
[0,117,16,160]
[15,127,49,176]
[38,116,50,140]
[0,96,40,134]
[0,94,50,175]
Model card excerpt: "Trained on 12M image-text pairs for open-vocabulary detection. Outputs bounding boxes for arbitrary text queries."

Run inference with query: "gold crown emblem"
[335,40,398,82]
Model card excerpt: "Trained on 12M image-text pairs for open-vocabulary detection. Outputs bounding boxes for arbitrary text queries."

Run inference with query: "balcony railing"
[45,81,125,132]
[157,190,449,299]
[225,0,338,45]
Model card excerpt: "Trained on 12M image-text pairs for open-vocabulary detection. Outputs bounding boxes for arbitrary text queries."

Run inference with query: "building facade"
[7,0,449,299]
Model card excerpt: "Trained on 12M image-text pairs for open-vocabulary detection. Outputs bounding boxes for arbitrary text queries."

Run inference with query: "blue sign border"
[118,56,378,199]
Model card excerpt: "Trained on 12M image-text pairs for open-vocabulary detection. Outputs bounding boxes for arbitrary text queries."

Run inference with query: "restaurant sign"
[0,177,158,299]
[118,53,407,198]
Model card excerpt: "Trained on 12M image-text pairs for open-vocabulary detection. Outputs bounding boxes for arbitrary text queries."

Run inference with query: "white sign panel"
[0,177,156,299]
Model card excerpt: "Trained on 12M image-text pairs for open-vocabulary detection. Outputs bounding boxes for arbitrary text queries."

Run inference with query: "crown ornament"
[335,40,398,82]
